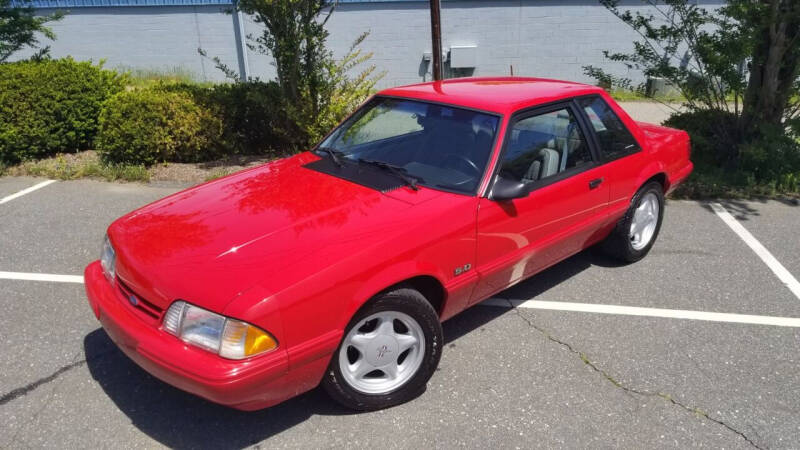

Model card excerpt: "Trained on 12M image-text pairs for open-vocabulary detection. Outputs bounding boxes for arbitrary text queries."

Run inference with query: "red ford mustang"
[85,77,692,411]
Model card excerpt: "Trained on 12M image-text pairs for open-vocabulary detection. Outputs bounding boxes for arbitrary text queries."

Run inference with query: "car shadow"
[83,300,511,448]
[701,199,761,221]
[501,246,624,300]
[84,329,345,449]
[84,247,611,448]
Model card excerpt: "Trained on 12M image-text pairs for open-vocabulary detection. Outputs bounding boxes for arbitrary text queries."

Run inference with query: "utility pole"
[429,0,443,81]
[231,0,250,81]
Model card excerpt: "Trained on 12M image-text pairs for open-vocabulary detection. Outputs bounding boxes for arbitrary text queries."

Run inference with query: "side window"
[500,107,593,184]
[579,97,640,161]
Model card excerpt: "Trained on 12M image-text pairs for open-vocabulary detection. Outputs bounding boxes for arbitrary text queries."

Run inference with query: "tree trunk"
[740,0,800,137]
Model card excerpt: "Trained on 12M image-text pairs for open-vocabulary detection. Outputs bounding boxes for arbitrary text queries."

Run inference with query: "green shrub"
[161,76,374,158]
[0,58,125,164]
[663,109,740,169]
[96,89,223,165]
[210,81,301,155]
[161,81,297,156]
[738,126,800,184]
[666,110,800,196]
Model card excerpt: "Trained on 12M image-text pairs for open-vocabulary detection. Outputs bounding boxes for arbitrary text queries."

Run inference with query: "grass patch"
[117,65,209,89]
[204,168,234,182]
[3,151,272,185]
[101,164,151,182]
[607,88,685,103]
[5,151,150,182]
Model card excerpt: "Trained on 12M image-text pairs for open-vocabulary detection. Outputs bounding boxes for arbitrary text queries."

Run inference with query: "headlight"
[100,235,116,283]
[162,301,278,359]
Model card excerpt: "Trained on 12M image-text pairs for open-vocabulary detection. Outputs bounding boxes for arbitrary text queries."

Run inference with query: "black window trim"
[484,98,601,198]
[573,94,643,164]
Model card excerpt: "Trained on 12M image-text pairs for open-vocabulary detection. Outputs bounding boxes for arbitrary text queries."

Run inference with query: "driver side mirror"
[489,175,530,201]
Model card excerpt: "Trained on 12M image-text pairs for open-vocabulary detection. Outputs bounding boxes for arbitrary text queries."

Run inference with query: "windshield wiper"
[358,158,420,191]
[317,146,345,167]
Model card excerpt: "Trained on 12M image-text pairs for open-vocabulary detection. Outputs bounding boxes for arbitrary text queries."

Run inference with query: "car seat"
[522,148,560,182]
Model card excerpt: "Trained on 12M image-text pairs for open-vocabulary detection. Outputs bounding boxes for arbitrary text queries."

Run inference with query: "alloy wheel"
[629,192,660,250]
[338,311,425,394]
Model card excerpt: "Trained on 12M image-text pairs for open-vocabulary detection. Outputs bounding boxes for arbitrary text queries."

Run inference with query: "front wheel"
[602,181,664,263]
[322,288,443,410]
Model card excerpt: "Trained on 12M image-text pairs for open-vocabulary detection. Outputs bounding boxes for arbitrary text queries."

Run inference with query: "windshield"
[317,97,501,194]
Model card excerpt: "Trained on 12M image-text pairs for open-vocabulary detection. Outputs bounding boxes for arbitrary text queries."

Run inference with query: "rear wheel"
[322,288,442,410]
[602,181,664,263]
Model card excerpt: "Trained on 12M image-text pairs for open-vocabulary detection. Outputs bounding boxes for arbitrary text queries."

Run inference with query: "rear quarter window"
[579,97,640,161]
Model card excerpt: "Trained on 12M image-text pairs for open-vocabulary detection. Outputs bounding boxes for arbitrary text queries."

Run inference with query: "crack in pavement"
[0,349,116,407]
[9,359,70,447]
[498,298,765,450]
[0,360,86,407]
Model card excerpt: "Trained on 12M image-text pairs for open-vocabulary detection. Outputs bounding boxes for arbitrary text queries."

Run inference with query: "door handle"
[589,177,604,189]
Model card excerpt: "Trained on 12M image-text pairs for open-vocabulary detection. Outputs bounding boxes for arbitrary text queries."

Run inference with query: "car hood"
[108,152,444,313]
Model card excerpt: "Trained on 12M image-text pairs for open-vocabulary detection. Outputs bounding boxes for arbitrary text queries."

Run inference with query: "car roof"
[378,77,605,115]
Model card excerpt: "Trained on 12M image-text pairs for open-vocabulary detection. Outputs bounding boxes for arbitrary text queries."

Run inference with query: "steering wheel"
[442,153,480,177]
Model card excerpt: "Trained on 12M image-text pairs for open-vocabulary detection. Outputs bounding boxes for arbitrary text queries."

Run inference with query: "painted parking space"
[716,199,800,286]
[502,199,800,318]
[499,307,800,448]
[0,177,56,203]
[1,176,799,448]
[0,179,184,275]
[710,202,800,301]
[0,281,93,390]
[0,177,36,198]
[0,180,184,401]
[0,271,84,283]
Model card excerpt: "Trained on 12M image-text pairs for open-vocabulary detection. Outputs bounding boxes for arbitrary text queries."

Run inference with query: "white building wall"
[23,0,725,88]
[313,0,725,88]
[16,5,241,82]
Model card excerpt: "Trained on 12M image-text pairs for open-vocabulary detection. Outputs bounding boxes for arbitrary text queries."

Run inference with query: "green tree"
[584,0,800,165]
[237,0,333,114]
[297,31,382,143]
[583,1,751,113]
[0,0,64,62]
[204,0,383,148]
[733,0,800,136]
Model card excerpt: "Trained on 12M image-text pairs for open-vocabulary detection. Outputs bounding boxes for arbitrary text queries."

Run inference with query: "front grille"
[116,279,164,323]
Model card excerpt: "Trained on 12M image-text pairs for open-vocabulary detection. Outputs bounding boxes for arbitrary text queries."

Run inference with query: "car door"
[577,95,647,218]
[471,101,609,302]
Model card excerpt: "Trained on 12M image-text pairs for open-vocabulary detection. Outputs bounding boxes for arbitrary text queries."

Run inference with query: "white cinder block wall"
[25,0,724,88]
[18,6,242,81]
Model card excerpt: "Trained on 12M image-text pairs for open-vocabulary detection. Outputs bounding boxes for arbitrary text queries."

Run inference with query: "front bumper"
[84,261,296,411]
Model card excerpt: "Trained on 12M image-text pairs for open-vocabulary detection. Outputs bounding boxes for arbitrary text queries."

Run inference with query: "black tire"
[601,181,665,263]
[322,288,443,411]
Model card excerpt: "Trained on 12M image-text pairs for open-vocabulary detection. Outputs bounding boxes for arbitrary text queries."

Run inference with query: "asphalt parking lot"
[1,176,799,449]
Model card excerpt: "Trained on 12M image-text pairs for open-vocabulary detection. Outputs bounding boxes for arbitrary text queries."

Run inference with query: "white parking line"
[481,298,800,327]
[0,180,57,204]
[710,202,800,300]
[0,271,84,284]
